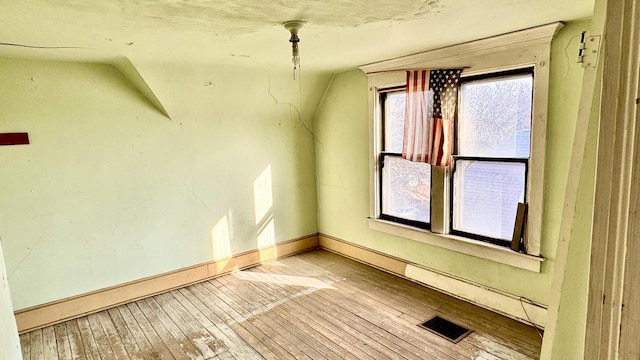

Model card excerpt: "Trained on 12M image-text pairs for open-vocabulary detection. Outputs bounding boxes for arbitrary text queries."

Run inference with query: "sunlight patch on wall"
[211,213,232,261]
[254,164,273,225]
[257,216,276,262]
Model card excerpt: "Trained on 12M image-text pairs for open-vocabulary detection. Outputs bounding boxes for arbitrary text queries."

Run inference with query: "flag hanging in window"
[402,69,463,166]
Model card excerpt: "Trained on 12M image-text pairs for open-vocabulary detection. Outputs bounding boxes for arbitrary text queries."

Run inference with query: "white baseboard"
[405,264,546,328]
[15,234,319,333]
[319,234,547,329]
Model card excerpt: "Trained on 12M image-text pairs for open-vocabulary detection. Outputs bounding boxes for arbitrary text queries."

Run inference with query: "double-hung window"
[363,23,562,271]
[380,89,431,229]
[378,70,533,245]
[452,69,533,246]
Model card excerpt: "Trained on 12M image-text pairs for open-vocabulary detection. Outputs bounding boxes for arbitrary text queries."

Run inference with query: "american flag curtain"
[402,69,463,166]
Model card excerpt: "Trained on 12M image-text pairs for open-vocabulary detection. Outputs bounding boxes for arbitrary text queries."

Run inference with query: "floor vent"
[418,316,472,343]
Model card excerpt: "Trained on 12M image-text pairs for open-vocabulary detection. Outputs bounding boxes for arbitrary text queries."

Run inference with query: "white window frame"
[361,23,564,272]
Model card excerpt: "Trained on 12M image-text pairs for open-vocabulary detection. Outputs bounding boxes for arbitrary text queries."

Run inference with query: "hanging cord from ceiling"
[272,20,314,138]
[283,20,304,81]
[291,31,300,80]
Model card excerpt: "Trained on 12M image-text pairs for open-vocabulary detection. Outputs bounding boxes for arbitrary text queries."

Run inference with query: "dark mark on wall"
[203,81,214,87]
[0,42,86,50]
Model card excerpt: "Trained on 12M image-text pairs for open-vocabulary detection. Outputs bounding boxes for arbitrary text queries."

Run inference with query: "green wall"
[543,79,597,360]
[314,20,590,305]
[0,58,330,309]
[543,19,599,357]
[0,21,595,359]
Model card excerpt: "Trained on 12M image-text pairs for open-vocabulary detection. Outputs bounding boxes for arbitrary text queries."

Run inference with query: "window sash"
[380,88,407,153]
[456,68,534,158]
[380,84,532,247]
[379,152,432,230]
[450,157,528,245]
[450,68,534,246]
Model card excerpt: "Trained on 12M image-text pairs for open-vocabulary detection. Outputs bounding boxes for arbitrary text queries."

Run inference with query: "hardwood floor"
[19,250,542,359]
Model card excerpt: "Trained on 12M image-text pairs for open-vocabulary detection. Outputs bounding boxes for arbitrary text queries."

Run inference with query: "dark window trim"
[380,214,432,231]
[379,86,406,94]
[460,67,534,83]
[380,87,432,231]
[449,230,513,247]
[450,68,534,247]
[380,87,407,153]
[379,152,432,231]
[449,157,529,245]
[452,155,530,162]
[377,69,535,245]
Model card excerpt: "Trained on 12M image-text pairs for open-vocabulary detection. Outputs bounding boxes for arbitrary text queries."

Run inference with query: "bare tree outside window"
[384,91,406,153]
[453,71,533,243]
[379,70,533,244]
[459,75,533,158]
[381,90,431,226]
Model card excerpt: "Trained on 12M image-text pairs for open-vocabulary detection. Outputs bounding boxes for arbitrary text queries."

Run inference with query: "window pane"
[459,74,533,157]
[383,91,406,153]
[382,155,430,223]
[452,160,525,241]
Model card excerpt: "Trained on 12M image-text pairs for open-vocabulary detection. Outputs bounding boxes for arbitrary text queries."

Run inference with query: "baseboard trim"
[14,234,319,334]
[318,233,547,328]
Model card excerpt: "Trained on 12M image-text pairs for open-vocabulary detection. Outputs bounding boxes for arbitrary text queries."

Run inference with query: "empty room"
[1,0,639,359]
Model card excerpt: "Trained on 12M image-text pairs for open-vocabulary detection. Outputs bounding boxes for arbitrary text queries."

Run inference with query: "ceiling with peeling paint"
[0,0,594,70]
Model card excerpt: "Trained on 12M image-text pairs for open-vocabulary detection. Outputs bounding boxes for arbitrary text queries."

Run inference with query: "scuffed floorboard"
[19,250,541,359]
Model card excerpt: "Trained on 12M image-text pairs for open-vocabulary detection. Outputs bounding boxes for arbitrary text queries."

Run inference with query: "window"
[380,90,431,229]
[452,69,533,246]
[363,23,561,271]
[378,70,533,246]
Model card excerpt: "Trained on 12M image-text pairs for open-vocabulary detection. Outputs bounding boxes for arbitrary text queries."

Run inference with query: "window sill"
[367,218,544,272]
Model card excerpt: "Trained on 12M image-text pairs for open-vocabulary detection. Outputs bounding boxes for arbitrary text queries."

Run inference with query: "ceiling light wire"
[283,20,304,80]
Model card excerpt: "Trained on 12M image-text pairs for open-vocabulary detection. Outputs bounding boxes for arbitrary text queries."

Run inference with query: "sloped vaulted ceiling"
[1,0,594,70]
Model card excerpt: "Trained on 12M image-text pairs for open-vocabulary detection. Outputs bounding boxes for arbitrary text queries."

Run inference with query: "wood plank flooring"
[19,250,542,359]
